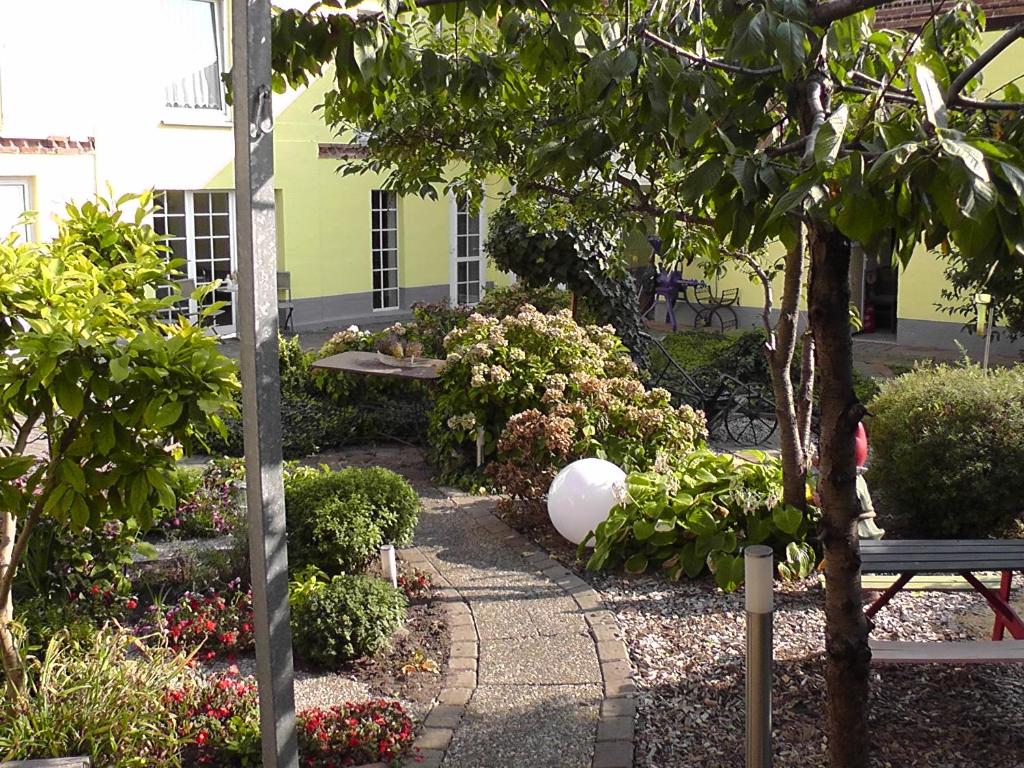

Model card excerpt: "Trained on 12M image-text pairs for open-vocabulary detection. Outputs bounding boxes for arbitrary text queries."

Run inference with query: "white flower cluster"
[447,412,478,431]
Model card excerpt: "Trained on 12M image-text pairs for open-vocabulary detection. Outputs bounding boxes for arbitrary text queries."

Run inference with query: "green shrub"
[585,449,818,590]
[430,304,638,479]
[284,466,420,574]
[868,363,1024,537]
[0,629,188,767]
[290,574,407,668]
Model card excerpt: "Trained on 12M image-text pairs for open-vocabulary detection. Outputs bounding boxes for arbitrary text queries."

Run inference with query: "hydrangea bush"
[429,305,637,478]
[488,376,706,499]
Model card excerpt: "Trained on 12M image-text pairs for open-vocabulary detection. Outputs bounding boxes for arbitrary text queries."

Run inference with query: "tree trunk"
[0,508,24,696]
[808,223,871,768]
[767,229,809,510]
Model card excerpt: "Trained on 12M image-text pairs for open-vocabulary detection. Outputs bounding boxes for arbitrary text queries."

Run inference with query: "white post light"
[380,544,398,589]
[975,293,994,373]
[745,545,774,768]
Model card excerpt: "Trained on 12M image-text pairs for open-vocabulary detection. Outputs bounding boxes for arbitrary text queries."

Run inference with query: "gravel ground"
[590,573,1024,767]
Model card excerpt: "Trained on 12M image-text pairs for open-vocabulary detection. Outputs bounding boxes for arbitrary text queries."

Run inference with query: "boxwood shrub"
[868,363,1024,537]
[284,466,421,575]
[290,574,407,668]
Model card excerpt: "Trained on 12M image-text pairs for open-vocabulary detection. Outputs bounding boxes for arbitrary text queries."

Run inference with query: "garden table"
[311,350,444,446]
[860,538,1024,663]
[311,350,444,381]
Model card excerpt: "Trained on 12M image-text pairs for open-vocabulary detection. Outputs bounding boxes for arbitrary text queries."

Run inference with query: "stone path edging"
[399,490,637,768]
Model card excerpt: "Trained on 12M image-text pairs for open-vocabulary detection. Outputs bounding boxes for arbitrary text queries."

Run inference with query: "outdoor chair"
[278,271,295,333]
[690,285,739,330]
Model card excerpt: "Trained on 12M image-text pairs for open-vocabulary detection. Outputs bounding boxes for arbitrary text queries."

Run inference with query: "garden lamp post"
[231,2,300,767]
[745,545,774,768]
[975,293,994,373]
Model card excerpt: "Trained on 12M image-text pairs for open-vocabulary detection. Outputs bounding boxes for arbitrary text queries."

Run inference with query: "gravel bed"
[590,573,1024,767]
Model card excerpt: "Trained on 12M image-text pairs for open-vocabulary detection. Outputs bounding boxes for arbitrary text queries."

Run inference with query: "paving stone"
[600,697,637,719]
[603,678,636,698]
[592,740,634,768]
[417,727,454,751]
[472,600,538,640]
[479,636,600,685]
[448,656,477,672]
[416,748,446,768]
[446,670,476,688]
[424,704,465,729]
[596,640,629,663]
[596,716,634,742]
[449,625,478,644]
[527,595,589,637]
[438,687,474,706]
[600,660,634,682]
[449,641,478,659]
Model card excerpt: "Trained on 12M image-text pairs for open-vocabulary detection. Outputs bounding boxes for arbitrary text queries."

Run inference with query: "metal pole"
[983,303,995,373]
[745,545,774,768]
[231,3,299,768]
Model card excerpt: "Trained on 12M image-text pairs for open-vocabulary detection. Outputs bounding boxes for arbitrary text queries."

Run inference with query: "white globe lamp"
[547,458,626,547]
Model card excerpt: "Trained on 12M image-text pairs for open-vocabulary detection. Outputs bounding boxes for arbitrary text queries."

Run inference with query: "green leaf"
[54,375,84,418]
[709,552,745,592]
[997,161,1024,199]
[778,541,816,580]
[910,62,948,129]
[938,133,990,183]
[0,455,36,481]
[813,104,848,168]
[774,20,806,77]
[771,504,803,535]
[732,8,770,58]
[680,158,725,201]
[109,355,130,383]
[624,553,649,574]
[633,519,656,540]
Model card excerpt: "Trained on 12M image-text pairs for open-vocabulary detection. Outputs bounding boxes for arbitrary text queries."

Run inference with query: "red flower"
[126,598,138,610]
[196,731,208,745]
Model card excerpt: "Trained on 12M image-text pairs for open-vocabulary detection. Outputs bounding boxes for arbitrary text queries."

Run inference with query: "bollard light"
[380,544,398,589]
[745,544,774,768]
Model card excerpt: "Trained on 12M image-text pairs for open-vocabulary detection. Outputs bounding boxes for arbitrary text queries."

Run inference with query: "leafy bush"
[165,669,261,767]
[488,377,707,499]
[584,449,818,590]
[299,701,417,766]
[477,283,571,318]
[430,305,637,479]
[0,629,189,767]
[290,574,407,668]
[285,465,420,557]
[868,363,1024,537]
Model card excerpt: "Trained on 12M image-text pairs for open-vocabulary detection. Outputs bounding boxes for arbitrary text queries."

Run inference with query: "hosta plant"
[583,449,817,591]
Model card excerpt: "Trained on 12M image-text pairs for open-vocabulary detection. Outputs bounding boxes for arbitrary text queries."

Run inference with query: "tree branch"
[855,65,1024,111]
[739,252,775,344]
[640,29,782,76]
[947,21,1024,105]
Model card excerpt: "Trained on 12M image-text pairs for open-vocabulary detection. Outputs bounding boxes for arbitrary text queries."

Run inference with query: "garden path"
[400,484,637,768]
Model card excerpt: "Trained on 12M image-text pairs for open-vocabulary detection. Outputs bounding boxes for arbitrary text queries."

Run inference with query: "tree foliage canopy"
[271,0,1024,275]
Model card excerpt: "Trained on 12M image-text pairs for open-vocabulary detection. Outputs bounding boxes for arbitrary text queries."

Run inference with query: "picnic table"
[861,538,1024,663]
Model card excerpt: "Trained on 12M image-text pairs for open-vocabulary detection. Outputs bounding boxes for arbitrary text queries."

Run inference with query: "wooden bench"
[871,639,1024,664]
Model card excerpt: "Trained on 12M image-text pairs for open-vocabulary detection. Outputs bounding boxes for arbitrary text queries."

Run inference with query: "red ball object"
[855,422,869,467]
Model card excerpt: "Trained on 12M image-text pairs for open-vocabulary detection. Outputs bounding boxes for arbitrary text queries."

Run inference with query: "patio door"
[449,195,485,306]
[153,190,238,336]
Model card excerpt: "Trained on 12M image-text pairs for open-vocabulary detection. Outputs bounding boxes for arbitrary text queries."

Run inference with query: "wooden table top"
[860,539,1024,574]
[311,350,444,381]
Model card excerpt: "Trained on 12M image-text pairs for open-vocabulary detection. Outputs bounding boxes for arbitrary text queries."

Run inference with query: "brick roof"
[0,136,96,155]
[318,142,369,160]
[875,0,1024,29]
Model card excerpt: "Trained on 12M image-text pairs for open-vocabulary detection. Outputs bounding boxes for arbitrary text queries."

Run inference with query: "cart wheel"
[725,385,778,446]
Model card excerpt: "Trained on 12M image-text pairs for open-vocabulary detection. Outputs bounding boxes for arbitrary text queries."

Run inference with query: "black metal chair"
[278,271,295,333]
[690,285,740,330]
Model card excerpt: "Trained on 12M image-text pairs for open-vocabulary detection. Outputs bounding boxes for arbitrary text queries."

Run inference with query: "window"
[0,179,31,242]
[371,190,399,311]
[452,196,484,305]
[162,0,225,112]
[153,190,237,332]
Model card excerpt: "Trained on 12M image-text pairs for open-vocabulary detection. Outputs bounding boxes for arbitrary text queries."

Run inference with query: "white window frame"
[161,0,231,127]
[153,190,238,336]
[371,190,400,312]
[0,178,32,242]
[449,194,486,306]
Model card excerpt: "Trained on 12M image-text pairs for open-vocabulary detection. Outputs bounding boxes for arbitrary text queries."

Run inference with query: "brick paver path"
[401,487,636,768]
